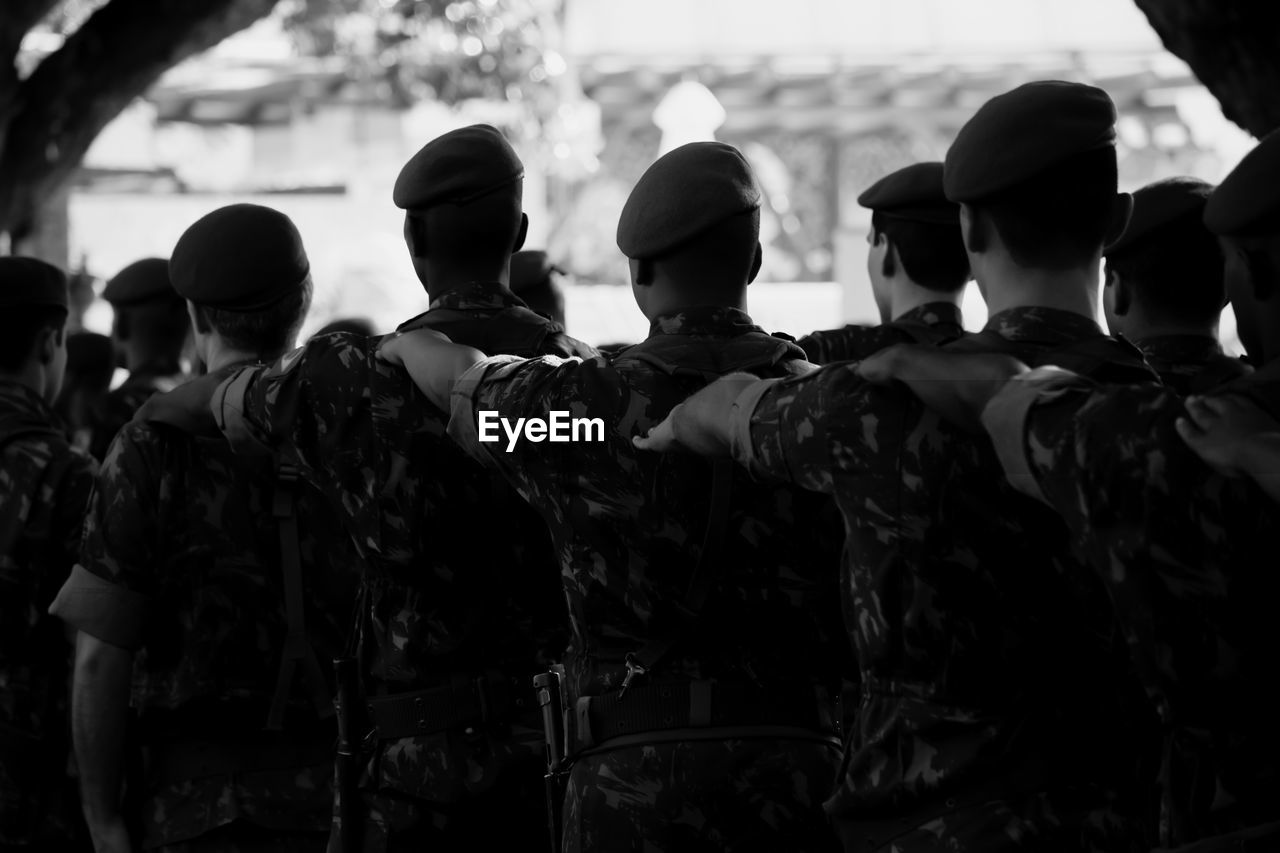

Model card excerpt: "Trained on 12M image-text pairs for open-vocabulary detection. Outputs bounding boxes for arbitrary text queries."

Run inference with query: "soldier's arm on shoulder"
[735,364,859,493]
[379,328,487,410]
[635,372,760,457]
[49,427,157,652]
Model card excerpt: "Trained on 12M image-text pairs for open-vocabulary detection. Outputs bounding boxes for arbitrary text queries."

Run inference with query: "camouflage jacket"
[212,296,592,809]
[730,307,1158,845]
[448,306,849,707]
[0,381,96,847]
[50,364,356,849]
[982,358,1280,847]
[88,368,186,462]
[797,302,965,364]
[1134,334,1253,396]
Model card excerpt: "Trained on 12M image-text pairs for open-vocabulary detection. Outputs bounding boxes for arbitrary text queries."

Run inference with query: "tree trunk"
[0,0,281,261]
[1134,0,1280,138]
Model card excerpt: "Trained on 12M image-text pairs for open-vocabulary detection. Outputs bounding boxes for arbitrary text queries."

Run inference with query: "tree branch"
[0,0,280,241]
[1134,0,1280,137]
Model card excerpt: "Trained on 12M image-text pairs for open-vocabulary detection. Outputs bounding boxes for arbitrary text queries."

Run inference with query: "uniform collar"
[897,302,963,328]
[647,306,763,338]
[984,306,1104,344]
[427,282,525,313]
[1134,334,1225,362]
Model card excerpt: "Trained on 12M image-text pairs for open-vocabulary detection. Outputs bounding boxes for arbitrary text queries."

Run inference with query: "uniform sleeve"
[447,353,587,493]
[981,366,1222,537]
[731,362,874,493]
[50,428,158,649]
[215,334,372,468]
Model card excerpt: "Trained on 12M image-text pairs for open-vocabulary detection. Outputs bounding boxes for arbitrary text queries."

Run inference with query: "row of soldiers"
[0,77,1275,853]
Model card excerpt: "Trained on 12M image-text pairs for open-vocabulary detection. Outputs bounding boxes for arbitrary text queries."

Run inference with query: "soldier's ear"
[1104,193,1134,248]
[115,310,132,342]
[746,242,763,285]
[404,213,427,257]
[512,213,529,253]
[1110,268,1131,316]
[36,324,59,366]
[961,204,987,255]
[633,257,655,287]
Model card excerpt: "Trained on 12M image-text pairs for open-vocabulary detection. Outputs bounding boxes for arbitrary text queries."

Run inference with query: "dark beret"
[393,124,524,211]
[169,204,310,312]
[859,162,958,225]
[0,256,68,311]
[510,250,564,293]
[617,141,761,259]
[1105,177,1213,254]
[1204,127,1280,237]
[102,258,176,306]
[944,81,1117,203]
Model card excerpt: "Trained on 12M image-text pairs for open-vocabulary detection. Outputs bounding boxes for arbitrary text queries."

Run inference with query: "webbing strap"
[266,461,333,730]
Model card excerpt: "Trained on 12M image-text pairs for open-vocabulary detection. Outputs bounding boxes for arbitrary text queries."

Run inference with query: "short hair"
[195,277,313,354]
[0,305,68,371]
[1105,208,1226,324]
[969,147,1118,270]
[407,188,523,263]
[313,317,375,339]
[654,207,761,289]
[871,211,969,293]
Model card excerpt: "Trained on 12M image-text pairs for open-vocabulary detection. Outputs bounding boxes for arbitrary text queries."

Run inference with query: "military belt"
[367,672,536,741]
[572,681,837,753]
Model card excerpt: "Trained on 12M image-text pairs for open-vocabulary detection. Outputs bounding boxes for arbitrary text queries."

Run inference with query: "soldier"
[379,141,849,852]
[0,257,95,852]
[634,83,1161,852]
[798,161,969,362]
[311,317,376,339]
[54,331,115,452]
[89,258,189,460]
[848,126,1280,851]
[136,125,591,851]
[50,205,355,853]
[1103,177,1251,393]
[510,250,568,328]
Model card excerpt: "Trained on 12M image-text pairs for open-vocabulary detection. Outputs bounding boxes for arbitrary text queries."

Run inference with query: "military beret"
[1105,177,1213,254]
[102,258,176,306]
[944,81,1117,203]
[1204,127,1280,237]
[510,250,564,294]
[617,141,761,259]
[169,204,310,312]
[0,256,68,311]
[859,162,958,225]
[393,124,524,210]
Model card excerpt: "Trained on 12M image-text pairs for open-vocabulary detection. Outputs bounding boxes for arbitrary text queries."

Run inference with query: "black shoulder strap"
[266,457,335,730]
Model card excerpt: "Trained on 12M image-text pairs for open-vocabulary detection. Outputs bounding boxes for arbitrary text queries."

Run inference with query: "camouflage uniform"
[798,302,965,364]
[980,360,1280,850]
[448,306,849,852]
[0,381,96,851]
[210,284,591,852]
[728,308,1158,853]
[50,364,357,852]
[1131,335,1252,396]
[87,368,186,462]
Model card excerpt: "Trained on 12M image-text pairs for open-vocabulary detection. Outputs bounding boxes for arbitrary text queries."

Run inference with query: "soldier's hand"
[1177,393,1280,480]
[856,345,1029,433]
[633,374,760,456]
[377,328,453,367]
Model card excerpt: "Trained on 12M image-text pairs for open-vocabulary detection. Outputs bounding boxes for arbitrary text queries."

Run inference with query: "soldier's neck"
[1123,310,1220,343]
[891,279,961,319]
[423,260,511,302]
[204,338,293,373]
[0,364,49,402]
[979,264,1101,323]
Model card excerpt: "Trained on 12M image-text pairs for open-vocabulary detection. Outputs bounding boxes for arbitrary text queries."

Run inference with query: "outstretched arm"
[855,344,1031,433]
[1178,393,1280,503]
[633,373,766,456]
[377,328,487,411]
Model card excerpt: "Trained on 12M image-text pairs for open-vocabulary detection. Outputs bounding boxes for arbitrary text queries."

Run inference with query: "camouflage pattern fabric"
[0,381,96,851]
[87,369,186,462]
[733,308,1158,852]
[1132,334,1252,396]
[57,376,356,850]
[448,306,849,851]
[216,289,588,850]
[798,302,965,364]
[981,359,1280,848]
